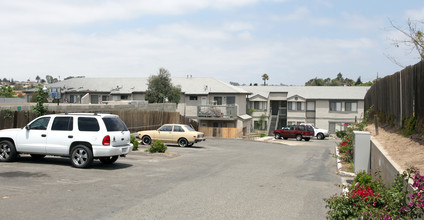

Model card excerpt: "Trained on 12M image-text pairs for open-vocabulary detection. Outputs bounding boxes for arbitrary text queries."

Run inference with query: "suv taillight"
[102,135,110,146]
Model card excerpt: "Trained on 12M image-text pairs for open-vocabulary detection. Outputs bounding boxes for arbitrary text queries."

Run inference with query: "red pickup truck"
[273,125,315,141]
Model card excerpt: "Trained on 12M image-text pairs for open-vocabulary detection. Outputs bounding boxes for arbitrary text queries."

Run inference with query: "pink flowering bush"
[325,168,424,219]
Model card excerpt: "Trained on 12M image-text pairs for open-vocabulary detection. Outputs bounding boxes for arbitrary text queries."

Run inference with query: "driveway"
[0,138,341,220]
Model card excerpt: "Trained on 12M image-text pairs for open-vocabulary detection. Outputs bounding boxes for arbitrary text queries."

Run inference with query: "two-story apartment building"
[241,86,370,134]
[34,76,252,136]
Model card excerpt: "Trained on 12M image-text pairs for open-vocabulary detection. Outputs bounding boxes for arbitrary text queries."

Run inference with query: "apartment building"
[241,86,370,134]
[31,77,252,137]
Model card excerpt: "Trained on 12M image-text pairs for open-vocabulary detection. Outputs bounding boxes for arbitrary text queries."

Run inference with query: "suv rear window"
[102,117,128,131]
[78,117,100,131]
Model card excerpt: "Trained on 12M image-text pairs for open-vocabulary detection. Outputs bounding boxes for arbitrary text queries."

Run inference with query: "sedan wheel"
[70,145,93,168]
[178,138,188,148]
[142,136,152,145]
[0,140,17,162]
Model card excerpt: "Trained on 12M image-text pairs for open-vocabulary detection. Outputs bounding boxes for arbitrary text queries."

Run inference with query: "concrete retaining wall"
[369,137,404,187]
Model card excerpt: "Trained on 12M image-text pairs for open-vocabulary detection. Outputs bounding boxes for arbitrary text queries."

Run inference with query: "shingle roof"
[240,85,370,100]
[46,77,250,95]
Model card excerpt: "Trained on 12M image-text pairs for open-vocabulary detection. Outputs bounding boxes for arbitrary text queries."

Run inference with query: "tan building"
[33,77,252,137]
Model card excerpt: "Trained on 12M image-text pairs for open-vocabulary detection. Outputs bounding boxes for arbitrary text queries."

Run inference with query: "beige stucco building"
[241,86,370,134]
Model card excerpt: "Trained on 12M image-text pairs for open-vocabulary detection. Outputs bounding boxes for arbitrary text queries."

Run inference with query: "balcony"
[197,105,238,120]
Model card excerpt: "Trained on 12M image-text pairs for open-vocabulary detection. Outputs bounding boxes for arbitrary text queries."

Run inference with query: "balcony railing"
[197,105,238,119]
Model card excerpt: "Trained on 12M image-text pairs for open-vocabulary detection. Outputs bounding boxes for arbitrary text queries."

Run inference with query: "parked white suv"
[0,113,132,168]
[300,123,329,140]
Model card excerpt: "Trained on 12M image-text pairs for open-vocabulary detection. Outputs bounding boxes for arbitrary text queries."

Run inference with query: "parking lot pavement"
[0,138,341,220]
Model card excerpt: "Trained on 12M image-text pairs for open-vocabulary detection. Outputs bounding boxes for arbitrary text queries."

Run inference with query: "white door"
[16,117,51,154]
[46,116,75,155]
[201,97,207,105]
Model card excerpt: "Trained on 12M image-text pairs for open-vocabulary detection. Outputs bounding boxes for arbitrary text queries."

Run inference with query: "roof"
[44,77,250,95]
[240,85,370,100]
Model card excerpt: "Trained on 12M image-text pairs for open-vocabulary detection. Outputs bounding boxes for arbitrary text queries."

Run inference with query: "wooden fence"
[199,127,238,138]
[364,60,424,129]
[0,109,198,133]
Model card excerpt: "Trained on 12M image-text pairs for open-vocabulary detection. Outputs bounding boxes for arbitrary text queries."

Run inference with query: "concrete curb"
[335,145,356,177]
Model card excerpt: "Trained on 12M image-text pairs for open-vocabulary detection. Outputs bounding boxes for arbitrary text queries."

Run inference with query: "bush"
[336,130,347,138]
[325,168,424,219]
[402,115,417,136]
[130,136,139,151]
[148,140,167,153]
[260,133,267,138]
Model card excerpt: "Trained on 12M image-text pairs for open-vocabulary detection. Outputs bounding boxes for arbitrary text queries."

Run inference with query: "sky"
[1,0,424,86]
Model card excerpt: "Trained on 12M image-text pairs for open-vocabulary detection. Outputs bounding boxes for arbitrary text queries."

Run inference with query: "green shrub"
[148,140,167,153]
[260,133,267,138]
[336,130,347,138]
[131,136,139,151]
[403,115,417,136]
[325,169,424,219]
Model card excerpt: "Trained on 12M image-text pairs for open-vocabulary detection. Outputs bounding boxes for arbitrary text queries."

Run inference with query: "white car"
[0,113,132,168]
[300,123,329,140]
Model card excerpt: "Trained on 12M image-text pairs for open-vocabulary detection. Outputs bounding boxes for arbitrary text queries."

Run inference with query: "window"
[102,96,110,101]
[173,125,184,132]
[306,102,315,111]
[29,117,51,130]
[159,125,172,132]
[226,96,235,105]
[184,125,195,131]
[78,117,100,131]
[330,101,342,112]
[189,96,198,100]
[288,102,303,111]
[51,117,73,131]
[288,102,293,111]
[297,102,302,111]
[214,97,222,105]
[345,102,358,112]
[102,117,128,131]
[70,95,77,103]
[121,95,129,100]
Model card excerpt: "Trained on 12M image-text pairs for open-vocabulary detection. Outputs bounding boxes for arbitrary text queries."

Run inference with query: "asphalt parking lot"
[0,138,341,220]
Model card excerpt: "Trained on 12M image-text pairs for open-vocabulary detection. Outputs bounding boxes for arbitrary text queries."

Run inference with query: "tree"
[261,73,269,86]
[36,75,40,83]
[46,75,53,84]
[355,77,363,86]
[388,19,424,66]
[0,85,15,97]
[32,86,49,116]
[145,68,181,104]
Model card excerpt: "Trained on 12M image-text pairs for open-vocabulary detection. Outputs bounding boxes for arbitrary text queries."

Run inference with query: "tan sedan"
[137,124,206,147]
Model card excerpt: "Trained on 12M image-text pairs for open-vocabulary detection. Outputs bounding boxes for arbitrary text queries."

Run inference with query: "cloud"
[0,0,260,29]
[405,7,424,20]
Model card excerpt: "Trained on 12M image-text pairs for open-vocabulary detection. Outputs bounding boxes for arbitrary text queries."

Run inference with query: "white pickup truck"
[300,123,329,140]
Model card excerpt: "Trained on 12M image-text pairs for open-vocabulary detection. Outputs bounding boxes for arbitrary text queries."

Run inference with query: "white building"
[241,86,370,134]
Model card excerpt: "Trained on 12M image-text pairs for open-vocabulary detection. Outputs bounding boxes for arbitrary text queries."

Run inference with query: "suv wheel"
[70,145,93,168]
[99,156,118,164]
[142,136,152,145]
[275,133,281,139]
[178,138,188,148]
[317,133,324,140]
[0,140,17,162]
[296,134,302,141]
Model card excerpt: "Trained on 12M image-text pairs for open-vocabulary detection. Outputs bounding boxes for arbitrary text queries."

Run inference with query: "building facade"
[241,86,370,134]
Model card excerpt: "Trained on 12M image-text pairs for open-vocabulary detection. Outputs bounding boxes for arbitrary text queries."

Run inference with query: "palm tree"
[262,73,269,86]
